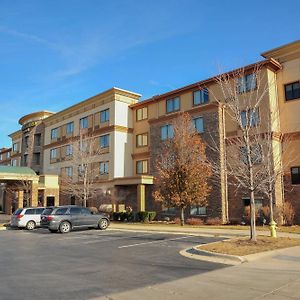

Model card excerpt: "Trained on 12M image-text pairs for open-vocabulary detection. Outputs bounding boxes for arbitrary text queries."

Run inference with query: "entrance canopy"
[0,166,38,181]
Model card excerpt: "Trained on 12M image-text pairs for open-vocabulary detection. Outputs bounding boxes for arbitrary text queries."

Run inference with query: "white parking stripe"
[118,235,191,249]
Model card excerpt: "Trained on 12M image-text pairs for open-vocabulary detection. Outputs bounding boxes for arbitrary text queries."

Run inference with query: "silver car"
[40,205,110,233]
[10,207,45,230]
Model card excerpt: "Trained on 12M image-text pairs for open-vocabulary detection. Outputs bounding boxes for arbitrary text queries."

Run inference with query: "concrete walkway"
[110,222,300,238]
[93,245,300,300]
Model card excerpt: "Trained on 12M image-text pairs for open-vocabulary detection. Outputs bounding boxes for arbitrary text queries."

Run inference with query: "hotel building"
[2,40,300,223]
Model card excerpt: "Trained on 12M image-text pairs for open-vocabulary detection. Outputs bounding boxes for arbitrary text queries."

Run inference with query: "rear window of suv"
[25,209,36,215]
[13,208,23,215]
[54,208,68,215]
[42,208,54,215]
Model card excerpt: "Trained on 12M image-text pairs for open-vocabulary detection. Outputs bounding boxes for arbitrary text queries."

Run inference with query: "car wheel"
[98,218,108,230]
[59,221,71,233]
[49,229,57,233]
[26,221,36,230]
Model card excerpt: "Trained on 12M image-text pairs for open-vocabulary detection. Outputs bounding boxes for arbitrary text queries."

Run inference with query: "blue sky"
[0,0,299,147]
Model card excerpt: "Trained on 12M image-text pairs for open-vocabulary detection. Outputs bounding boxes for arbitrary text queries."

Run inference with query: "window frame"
[193,88,209,106]
[51,128,58,140]
[136,107,148,121]
[99,134,110,149]
[136,133,148,147]
[160,124,174,141]
[100,109,110,123]
[80,117,89,129]
[166,97,180,114]
[50,148,58,160]
[136,160,148,174]
[240,108,260,128]
[193,117,204,133]
[100,161,109,175]
[291,166,300,185]
[66,122,74,134]
[190,206,207,216]
[284,81,300,101]
[237,73,257,93]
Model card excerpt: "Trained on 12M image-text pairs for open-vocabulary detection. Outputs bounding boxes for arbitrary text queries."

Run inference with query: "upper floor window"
[24,136,29,148]
[136,133,148,147]
[240,144,262,165]
[100,161,109,175]
[34,134,41,146]
[12,143,18,152]
[11,159,17,167]
[65,166,73,177]
[50,148,58,160]
[66,122,74,134]
[237,73,257,93]
[0,154,2,161]
[193,89,209,105]
[66,144,73,156]
[7,152,10,158]
[291,167,300,185]
[51,128,58,139]
[136,160,148,174]
[166,97,180,113]
[285,81,300,101]
[100,134,109,148]
[100,109,110,123]
[80,117,88,129]
[160,124,174,140]
[136,107,148,121]
[240,108,260,128]
[193,117,204,133]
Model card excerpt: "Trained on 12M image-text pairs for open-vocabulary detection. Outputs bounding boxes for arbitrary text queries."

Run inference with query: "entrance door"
[46,196,55,207]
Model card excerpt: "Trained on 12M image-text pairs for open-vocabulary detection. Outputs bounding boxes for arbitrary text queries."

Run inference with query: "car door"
[80,208,95,226]
[69,207,83,227]
[34,208,45,226]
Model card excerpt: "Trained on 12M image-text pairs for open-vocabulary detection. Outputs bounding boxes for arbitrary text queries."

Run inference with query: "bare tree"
[153,113,212,226]
[60,131,103,207]
[209,64,280,241]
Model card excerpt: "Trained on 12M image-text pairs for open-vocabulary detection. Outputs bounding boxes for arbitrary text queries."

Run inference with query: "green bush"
[120,212,128,222]
[138,211,149,223]
[112,212,120,221]
[148,211,157,222]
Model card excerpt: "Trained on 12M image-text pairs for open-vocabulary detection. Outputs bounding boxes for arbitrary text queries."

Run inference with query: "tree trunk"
[250,189,257,242]
[180,207,185,226]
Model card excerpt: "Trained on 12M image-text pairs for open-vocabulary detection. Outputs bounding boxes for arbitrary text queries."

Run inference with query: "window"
[136,107,148,121]
[285,81,300,101]
[11,159,17,167]
[240,144,262,165]
[100,109,109,123]
[70,207,81,215]
[25,209,36,215]
[237,73,257,93]
[24,154,28,165]
[166,97,180,113]
[66,122,74,134]
[291,167,300,185]
[78,164,87,177]
[100,161,109,175]
[34,153,40,165]
[243,198,263,208]
[12,143,18,152]
[35,208,44,214]
[160,124,174,140]
[193,117,204,133]
[0,154,2,161]
[54,208,68,215]
[240,108,260,128]
[80,117,88,129]
[136,160,148,174]
[136,133,148,147]
[65,144,73,156]
[34,134,41,146]
[51,128,58,139]
[190,206,207,216]
[193,88,209,105]
[100,134,109,148]
[65,166,73,177]
[50,148,58,159]
[7,152,10,158]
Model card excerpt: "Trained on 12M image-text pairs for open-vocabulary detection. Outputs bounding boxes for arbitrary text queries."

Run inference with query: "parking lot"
[0,227,226,300]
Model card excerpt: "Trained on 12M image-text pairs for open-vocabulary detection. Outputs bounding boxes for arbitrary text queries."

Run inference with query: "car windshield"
[42,208,53,215]
[13,208,23,215]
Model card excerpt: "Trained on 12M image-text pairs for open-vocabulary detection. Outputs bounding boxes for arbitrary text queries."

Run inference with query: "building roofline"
[18,111,55,125]
[8,130,22,139]
[261,40,300,58]
[130,59,282,109]
[43,87,141,124]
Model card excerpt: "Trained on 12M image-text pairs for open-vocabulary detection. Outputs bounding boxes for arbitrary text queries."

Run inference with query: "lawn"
[199,236,300,256]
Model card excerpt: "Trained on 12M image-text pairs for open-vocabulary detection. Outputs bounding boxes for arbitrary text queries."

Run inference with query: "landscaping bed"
[199,236,300,256]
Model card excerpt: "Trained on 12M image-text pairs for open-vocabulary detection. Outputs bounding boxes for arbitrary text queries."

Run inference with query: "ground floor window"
[291,167,300,184]
[242,198,263,208]
[190,206,206,216]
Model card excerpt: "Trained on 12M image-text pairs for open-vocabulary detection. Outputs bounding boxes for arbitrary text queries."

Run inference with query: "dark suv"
[40,206,110,233]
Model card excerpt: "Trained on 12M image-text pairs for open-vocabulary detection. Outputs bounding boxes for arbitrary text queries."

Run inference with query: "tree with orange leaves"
[153,113,212,226]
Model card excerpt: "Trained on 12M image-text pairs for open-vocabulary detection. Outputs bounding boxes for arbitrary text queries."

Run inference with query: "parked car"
[40,205,110,233]
[10,207,45,230]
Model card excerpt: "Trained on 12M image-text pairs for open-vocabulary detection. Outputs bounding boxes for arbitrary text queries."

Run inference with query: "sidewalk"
[110,222,300,238]
[93,245,300,300]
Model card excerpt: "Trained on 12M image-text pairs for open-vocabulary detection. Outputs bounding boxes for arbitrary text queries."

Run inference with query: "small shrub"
[186,218,204,226]
[112,212,120,221]
[148,211,157,222]
[119,212,128,222]
[282,201,295,226]
[173,217,181,224]
[88,207,99,214]
[138,211,150,223]
[205,217,222,225]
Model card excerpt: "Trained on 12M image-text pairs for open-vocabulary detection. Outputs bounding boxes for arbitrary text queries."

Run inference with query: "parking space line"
[118,235,191,249]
